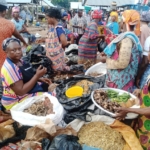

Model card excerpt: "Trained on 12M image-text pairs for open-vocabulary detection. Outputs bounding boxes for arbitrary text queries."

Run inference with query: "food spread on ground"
[78,122,125,150]
[88,72,104,77]
[24,97,55,116]
[74,80,94,95]
[93,89,136,113]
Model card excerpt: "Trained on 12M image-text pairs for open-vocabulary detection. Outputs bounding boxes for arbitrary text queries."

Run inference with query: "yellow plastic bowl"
[66,86,83,98]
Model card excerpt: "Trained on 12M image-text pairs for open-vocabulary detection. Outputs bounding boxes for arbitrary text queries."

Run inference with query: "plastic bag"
[42,138,51,150]
[10,93,64,126]
[56,75,105,112]
[0,122,30,148]
[22,44,54,77]
[25,127,51,142]
[70,64,84,72]
[98,40,107,53]
[49,135,82,150]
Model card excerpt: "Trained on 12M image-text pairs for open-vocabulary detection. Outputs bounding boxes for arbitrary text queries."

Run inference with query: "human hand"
[40,78,51,84]
[133,89,141,98]
[135,78,140,89]
[115,107,128,121]
[35,65,47,78]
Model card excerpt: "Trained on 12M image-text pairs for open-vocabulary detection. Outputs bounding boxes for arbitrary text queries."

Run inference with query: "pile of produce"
[78,122,125,150]
[94,89,121,113]
[75,80,94,95]
[93,89,136,113]
[88,72,104,77]
[53,74,69,81]
[24,97,55,116]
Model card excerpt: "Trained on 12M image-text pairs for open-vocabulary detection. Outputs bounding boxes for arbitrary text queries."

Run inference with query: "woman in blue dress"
[107,12,119,35]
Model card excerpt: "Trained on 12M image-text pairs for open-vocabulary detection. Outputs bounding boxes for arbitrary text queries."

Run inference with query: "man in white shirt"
[72,10,87,44]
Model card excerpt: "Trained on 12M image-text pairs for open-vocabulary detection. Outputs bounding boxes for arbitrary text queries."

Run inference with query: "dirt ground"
[27,24,48,38]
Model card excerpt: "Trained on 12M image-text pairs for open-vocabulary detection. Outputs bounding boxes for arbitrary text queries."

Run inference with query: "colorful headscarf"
[122,10,140,36]
[110,11,118,21]
[140,11,150,22]
[3,38,21,51]
[12,6,20,16]
[92,10,102,19]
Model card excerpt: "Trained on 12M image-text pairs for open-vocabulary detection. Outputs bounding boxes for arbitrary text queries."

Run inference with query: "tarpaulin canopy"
[6,0,31,3]
[41,0,56,7]
[83,0,139,6]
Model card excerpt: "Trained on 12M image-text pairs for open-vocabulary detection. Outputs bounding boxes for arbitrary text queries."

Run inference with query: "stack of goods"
[93,89,136,113]
[24,97,55,116]
[78,122,125,150]
[75,80,94,95]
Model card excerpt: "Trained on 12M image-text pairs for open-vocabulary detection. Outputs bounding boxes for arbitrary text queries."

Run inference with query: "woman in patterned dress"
[45,8,70,71]
[116,52,150,149]
[1,38,51,110]
[102,10,142,92]
[78,10,103,65]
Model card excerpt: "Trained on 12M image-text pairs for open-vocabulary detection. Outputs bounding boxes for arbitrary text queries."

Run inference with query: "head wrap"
[0,0,7,11]
[140,11,150,22]
[12,6,20,16]
[62,12,68,18]
[3,38,21,51]
[92,10,102,19]
[122,10,140,36]
[110,11,118,21]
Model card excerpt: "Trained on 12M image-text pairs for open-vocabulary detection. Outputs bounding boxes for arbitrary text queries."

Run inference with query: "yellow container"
[66,86,83,98]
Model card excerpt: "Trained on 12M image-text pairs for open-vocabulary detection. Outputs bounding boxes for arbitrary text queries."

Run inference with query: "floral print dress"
[135,81,150,149]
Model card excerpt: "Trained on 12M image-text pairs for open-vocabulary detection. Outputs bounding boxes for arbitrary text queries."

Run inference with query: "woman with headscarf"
[1,38,51,110]
[101,10,142,92]
[11,6,36,43]
[107,11,119,35]
[78,10,103,65]
[0,0,27,116]
[136,11,150,89]
[121,10,141,37]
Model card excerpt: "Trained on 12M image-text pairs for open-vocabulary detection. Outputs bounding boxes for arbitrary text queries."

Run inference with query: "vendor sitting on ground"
[11,6,36,43]
[1,38,51,110]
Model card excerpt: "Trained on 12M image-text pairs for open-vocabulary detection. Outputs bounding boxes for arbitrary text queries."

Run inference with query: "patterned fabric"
[122,10,140,36]
[92,10,102,19]
[104,32,142,57]
[107,22,119,35]
[104,28,116,45]
[105,32,142,92]
[45,26,69,71]
[0,18,15,69]
[1,58,43,110]
[140,65,150,89]
[135,81,150,149]
[78,21,99,64]
[72,15,87,34]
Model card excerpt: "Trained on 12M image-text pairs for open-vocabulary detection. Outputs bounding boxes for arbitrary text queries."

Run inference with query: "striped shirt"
[1,58,43,110]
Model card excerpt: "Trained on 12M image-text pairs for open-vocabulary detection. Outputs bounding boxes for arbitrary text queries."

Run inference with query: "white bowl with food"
[91,88,140,119]
[85,62,107,78]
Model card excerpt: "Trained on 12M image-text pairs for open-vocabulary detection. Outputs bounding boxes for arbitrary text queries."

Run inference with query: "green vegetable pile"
[107,90,131,103]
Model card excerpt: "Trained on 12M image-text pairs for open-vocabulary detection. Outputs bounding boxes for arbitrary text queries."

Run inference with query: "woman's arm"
[59,34,70,48]
[106,37,132,69]
[115,107,150,120]
[10,66,47,96]
[13,29,28,46]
